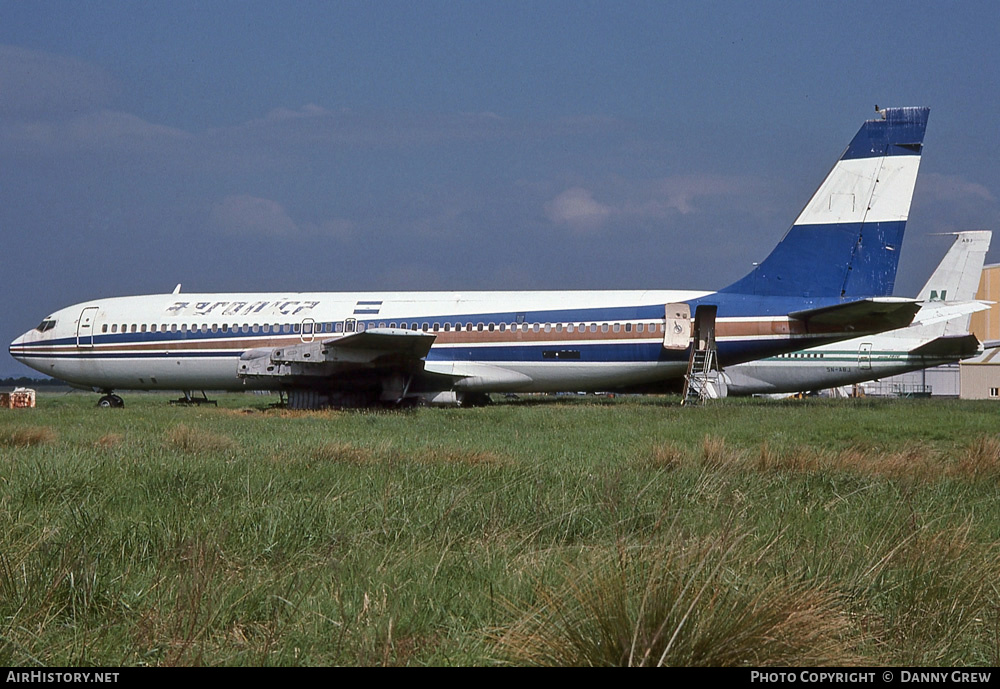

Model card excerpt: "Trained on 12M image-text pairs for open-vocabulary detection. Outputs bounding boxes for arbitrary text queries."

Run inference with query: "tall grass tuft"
[1,426,57,447]
[164,424,236,455]
[413,447,511,467]
[94,433,124,450]
[494,534,860,666]
[642,443,686,470]
[856,522,1000,665]
[953,435,1000,480]
[701,435,744,468]
[310,442,378,464]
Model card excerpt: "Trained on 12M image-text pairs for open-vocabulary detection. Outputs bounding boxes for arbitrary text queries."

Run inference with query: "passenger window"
[102,324,108,333]
[111,324,118,333]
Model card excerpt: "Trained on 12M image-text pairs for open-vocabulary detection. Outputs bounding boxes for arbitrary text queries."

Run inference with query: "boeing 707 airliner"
[10,107,930,407]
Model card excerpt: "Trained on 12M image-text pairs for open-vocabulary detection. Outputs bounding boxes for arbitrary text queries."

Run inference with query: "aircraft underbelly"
[70,356,247,391]
[443,360,686,392]
[726,355,954,396]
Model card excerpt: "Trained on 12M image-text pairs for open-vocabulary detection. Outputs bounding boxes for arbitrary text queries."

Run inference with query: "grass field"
[1,392,999,666]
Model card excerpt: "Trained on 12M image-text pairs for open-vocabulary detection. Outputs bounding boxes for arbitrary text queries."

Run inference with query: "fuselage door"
[77,306,100,348]
[859,342,872,370]
[301,318,316,343]
[663,303,691,350]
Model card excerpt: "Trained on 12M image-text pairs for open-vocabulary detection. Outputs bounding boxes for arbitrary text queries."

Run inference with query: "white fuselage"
[9,288,883,396]
[11,289,708,393]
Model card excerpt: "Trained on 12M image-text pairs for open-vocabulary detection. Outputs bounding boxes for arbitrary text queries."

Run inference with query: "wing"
[238,328,436,381]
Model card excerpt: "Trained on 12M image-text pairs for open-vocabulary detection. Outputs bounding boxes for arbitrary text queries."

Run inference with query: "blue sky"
[3,1,999,376]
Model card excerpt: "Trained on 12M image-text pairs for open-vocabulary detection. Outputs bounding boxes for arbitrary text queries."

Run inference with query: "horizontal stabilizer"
[788,297,920,332]
[910,334,982,359]
[910,300,991,328]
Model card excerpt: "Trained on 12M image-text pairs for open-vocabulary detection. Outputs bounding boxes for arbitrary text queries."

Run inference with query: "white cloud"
[639,175,745,216]
[210,195,300,237]
[544,175,750,234]
[919,172,995,203]
[307,218,356,241]
[544,187,612,233]
[210,195,357,241]
[1,109,192,157]
[0,44,117,116]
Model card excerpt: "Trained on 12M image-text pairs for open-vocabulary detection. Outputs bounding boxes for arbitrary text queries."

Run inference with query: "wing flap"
[322,328,436,358]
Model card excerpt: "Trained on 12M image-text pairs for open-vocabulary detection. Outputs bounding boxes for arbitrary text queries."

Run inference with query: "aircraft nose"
[9,331,30,361]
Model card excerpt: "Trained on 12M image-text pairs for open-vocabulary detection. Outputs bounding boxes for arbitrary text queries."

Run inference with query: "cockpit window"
[35,319,56,333]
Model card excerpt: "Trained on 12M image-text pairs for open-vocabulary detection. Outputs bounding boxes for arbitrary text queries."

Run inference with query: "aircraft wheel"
[97,394,125,408]
[460,392,492,407]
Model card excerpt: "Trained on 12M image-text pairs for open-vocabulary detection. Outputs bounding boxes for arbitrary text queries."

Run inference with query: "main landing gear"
[97,393,125,408]
[170,391,218,407]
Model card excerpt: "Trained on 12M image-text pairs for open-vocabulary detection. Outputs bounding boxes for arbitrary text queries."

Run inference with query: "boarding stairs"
[681,305,727,404]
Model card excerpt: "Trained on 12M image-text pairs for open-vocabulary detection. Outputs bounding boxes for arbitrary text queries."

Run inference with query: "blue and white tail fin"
[721,106,930,298]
